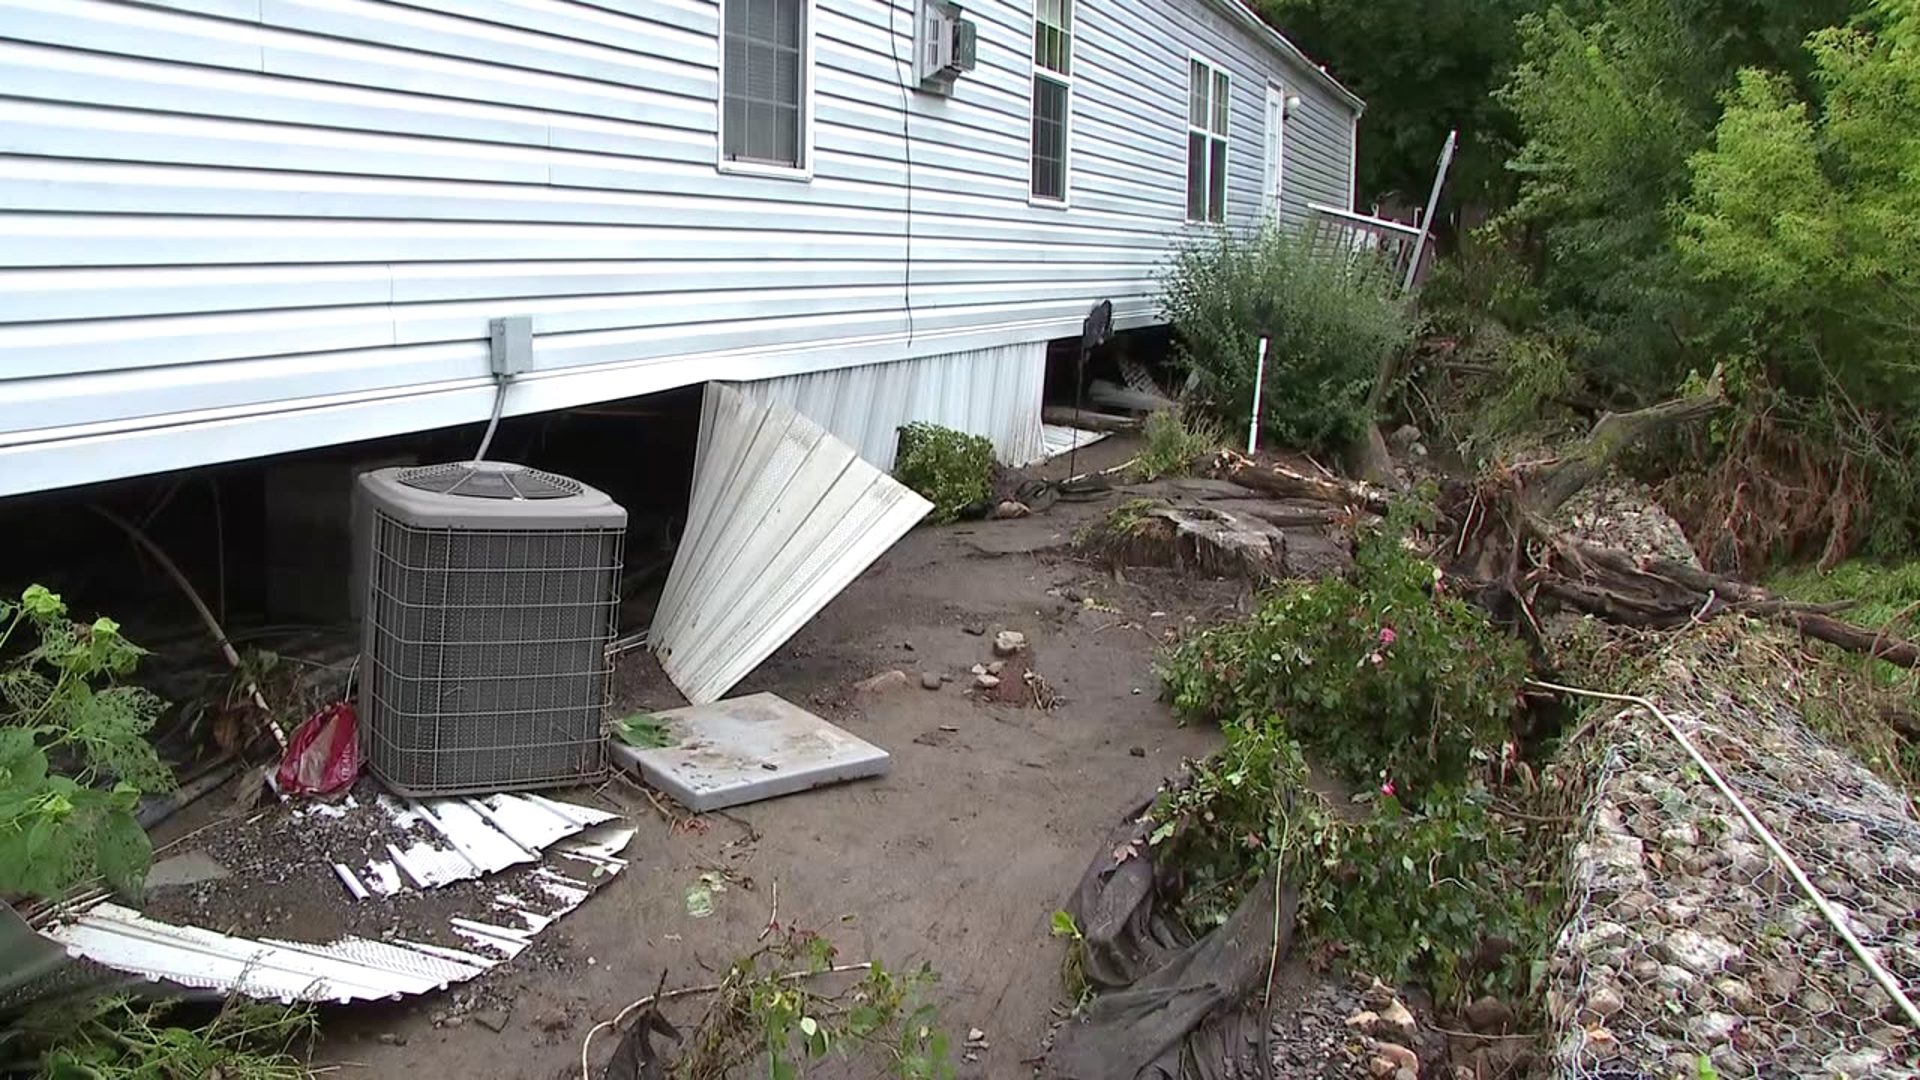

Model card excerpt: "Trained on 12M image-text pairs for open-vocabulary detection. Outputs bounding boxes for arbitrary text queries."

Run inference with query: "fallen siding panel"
[651,384,932,704]
[38,823,636,1004]
[732,342,1047,469]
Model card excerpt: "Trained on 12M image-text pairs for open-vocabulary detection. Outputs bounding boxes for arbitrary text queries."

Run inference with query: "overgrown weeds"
[16,997,318,1079]
[1161,226,1415,457]
[669,930,949,1080]
[1130,409,1226,482]
[893,423,994,526]
[0,585,171,901]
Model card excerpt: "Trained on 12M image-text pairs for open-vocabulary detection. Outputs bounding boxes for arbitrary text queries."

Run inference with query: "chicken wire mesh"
[361,512,622,796]
[1549,634,1920,1080]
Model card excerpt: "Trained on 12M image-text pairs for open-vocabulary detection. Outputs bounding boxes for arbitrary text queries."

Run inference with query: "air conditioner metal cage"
[354,462,626,796]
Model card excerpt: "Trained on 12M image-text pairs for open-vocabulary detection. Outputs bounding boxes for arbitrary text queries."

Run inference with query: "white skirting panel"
[728,341,1048,470]
[650,384,932,704]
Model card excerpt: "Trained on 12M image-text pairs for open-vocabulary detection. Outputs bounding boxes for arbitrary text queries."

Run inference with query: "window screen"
[1030,0,1072,202]
[723,0,806,169]
[1186,57,1229,222]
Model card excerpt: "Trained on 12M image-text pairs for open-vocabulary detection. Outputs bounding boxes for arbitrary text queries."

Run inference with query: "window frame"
[716,0,817,181]
[1028,0,1073,208]
[1186,51,1231,224]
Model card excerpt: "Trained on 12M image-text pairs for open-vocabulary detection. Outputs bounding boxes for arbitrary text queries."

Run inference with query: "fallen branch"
[1209,449,1394,515]
[1518,365,1726,518]
[579,963,875,1080]
[91,505,287,749]
[1041,407,1142,433]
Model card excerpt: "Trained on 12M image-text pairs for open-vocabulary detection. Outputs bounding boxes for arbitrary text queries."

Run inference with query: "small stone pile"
[1549,628,1920,1079]
[1552,471,1700,568]
[1267,979,1451,1079]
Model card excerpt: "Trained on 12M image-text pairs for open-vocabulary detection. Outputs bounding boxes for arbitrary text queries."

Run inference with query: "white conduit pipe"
[1528,677,1920,1030]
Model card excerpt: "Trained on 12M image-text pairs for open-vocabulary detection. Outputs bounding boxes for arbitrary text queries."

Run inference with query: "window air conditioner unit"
[355,461,626,795]
[916,0,977,94]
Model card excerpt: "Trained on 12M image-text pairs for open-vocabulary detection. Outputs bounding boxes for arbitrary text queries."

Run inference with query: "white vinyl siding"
[721,0,812,174]
[0,0,1359,498]
[1186,54,1228,222]
[1029,0,1071,203]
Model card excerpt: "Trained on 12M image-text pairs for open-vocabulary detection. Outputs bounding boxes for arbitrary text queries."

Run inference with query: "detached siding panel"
[0,0,1357,496]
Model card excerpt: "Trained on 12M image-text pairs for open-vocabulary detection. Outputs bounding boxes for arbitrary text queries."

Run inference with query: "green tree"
[1259,0,1542,207]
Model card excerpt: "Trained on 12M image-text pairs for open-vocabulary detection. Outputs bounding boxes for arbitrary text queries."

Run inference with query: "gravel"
[1548,627,1920,1079]
[1552,471,1700,567]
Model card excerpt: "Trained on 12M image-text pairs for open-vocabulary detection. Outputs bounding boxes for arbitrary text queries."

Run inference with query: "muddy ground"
[131,438,1244,1076]
[135,438,1292,1079]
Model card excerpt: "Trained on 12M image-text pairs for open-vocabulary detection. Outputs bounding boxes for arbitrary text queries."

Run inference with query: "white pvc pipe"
[1247,337,1269,455]
[1528,678,1920,1030]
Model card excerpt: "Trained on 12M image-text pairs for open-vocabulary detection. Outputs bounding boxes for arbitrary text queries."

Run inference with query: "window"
[1187,56,1229,222]
[1029,0,1071,203]
[721,0,810,174]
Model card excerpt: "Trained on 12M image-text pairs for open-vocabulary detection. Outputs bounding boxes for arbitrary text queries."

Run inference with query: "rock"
[1388,424,1422,453]
[430,1010,448,1028]
[473,1009,510,1033]
[1368,1057,1398,1079]
[1659,821,1699,848]
[1583,983,1625,1021]
[1713,976,1755,1010]
[1395,1070,1417,1080]
[1378,998,1417,1041]
[974,674,1001,690]
[967,1028,986,1042]
[1691,1012,1739,1041]
[1345,1010,1380,1030]
[1464,996,1515,1034]
[1372,1041,1418,1074]
[920,672,943,690]
[986,660,1005,675]
[1663,929,1741,974]
[534,1010,570,1033]
[1362,978,1395,1011]
[993,630,1027,657]
[378,1032,407,1046]
[1825,1049,1889,1078]
[1129,746,1146,757]
[443,1015,466,1029]
[855,670,910,694]
[962,624,985,636]
[1574,920,1629,952]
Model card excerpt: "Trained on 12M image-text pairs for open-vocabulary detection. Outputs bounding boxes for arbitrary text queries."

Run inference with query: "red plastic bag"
[273,701,361,797]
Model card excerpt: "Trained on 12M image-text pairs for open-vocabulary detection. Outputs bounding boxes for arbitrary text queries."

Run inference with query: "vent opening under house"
[355,461,627,796]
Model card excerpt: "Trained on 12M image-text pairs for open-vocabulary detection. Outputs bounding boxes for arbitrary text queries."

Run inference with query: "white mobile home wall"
[0,0,1360,497]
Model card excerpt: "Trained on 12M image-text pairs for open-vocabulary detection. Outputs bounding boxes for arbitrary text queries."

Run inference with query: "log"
[1210,450,1395,515]
[1041,407,1142,433]
[1792,612,1920,669]
[1520,365,1726,516]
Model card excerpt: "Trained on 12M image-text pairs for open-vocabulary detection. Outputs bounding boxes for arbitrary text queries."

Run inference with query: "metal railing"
[1304,202,1426,294]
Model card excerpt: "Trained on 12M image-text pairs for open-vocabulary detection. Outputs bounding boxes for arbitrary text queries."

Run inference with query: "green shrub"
[1131,409,1226,482]
[893,423,993,525]
[0,585,171,901]
[1148,518,1556,1004]
[1159,523,1528,796]
[1150,728,1556,1004]
[1160,226,1415,456]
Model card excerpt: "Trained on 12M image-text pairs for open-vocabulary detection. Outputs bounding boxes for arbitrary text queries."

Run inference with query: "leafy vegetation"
[1161,521,1529,795]
[1160,227,1416,457]
[675,931,949,1080]
[0,585,171,901]
[612,712,675,749]
[16,998,317,1080]
[1150,516,1560,1005]
[1130,409,1226,482]
[893,423,994,525]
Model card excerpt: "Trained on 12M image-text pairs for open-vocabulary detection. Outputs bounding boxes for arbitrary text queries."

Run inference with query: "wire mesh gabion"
[1548,637,1920,1080]
[360,511,623,796]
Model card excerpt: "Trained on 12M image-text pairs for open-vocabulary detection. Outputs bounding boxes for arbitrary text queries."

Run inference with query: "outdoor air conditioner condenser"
[355,461,626,796]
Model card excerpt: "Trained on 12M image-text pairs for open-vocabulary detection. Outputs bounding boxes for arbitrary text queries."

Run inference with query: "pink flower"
[1380,781,1396,797]
[1378,627,1397,646]
[1369,652,1385,668]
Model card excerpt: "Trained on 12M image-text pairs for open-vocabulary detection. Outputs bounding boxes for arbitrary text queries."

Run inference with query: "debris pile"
[1550,628,1920,1079]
